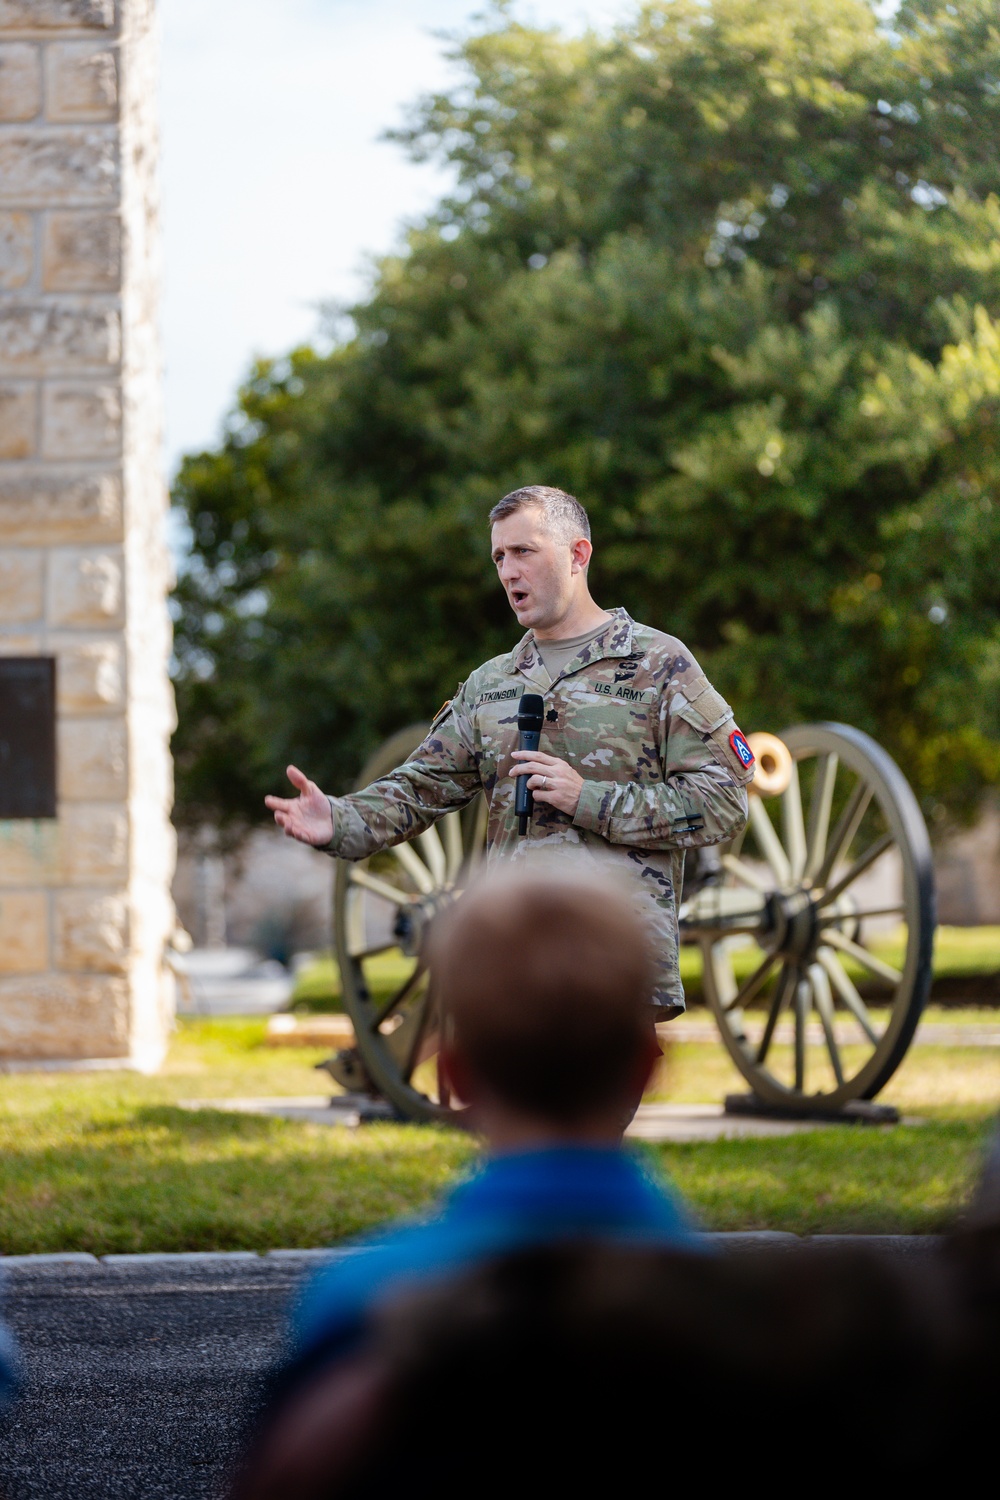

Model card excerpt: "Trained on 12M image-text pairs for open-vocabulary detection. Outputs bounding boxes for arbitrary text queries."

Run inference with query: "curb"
[0,1236,946,1268]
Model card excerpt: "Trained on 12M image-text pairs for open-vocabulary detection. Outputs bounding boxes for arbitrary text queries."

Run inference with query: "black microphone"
[515,693,545,835]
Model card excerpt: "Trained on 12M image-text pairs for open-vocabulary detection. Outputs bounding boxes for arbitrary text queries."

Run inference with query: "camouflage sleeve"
[573,674,751,851]
[325,685,481,860]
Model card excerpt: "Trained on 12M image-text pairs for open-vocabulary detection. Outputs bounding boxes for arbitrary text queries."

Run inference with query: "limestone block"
[0,974,128,1062]
[54,889,128,972]
[0,2,115,30]
[0,43,39,121]
[0,892,48,974]
[41,381,120,459]
[0,470,122,542]
[48,545,122,625]
[60,800,128,882]
[57,716,126,800]
[0,548,43,621]
[42,211,120,291]
[0,300,120,372]
[0,211,33,288]
[0,631,39,652]
[0,818,57,885]
[46,43,117,123]
[51,633,123,712]
[0,129,117,207]
[0,382,36,458]
[0,802,127,886]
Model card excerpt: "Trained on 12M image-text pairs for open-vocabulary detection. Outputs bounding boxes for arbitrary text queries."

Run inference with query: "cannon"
[326,721,935,1123]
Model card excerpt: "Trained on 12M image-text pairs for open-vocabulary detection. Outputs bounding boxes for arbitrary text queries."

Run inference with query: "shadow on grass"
[0,1101,474,1257]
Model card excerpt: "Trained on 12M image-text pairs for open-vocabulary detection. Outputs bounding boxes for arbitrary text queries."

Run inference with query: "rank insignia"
[730,729,755,768]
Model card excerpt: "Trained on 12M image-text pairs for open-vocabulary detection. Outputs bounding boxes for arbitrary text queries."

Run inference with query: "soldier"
[265,485,754,1017]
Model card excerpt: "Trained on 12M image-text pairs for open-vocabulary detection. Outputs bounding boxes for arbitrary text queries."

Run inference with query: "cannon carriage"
[327,721,934,1123]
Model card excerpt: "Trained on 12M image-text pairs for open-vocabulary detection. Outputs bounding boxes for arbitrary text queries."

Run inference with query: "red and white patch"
[729,729,755,768]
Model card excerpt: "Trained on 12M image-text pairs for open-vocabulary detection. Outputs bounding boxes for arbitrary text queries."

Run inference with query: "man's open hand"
[265,766,334,846]
[511,750,584,819]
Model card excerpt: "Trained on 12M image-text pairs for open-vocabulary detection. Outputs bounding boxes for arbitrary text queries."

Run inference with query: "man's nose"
[501,558,521,583]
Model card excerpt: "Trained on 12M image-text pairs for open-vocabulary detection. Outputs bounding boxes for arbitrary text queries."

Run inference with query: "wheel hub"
[393,892,455,957]
[760,888,819,964]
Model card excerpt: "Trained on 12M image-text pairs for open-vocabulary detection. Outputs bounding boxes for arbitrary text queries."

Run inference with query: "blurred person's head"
[426,868,660,1148]
[488,485,597,636]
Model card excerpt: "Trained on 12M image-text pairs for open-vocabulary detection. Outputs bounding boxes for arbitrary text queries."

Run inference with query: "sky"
[160,0,629,477]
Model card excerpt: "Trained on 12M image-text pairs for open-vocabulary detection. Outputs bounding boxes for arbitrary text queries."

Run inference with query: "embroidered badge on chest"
[730,729,755,768]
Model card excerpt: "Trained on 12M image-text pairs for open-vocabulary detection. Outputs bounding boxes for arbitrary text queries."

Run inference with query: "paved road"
[0,1254,327,1500]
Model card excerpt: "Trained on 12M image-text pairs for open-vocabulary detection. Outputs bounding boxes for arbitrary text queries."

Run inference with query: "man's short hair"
[426,869,654,1123]
[488,485,591,544]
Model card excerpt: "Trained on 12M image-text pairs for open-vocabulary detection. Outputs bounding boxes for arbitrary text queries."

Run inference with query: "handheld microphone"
[515,693,545,835]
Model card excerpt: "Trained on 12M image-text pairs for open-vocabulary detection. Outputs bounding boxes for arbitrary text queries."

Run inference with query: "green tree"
[172,0,1000,839]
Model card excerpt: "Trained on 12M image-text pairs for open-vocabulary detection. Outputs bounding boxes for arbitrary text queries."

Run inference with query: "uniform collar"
[507,606,636,687]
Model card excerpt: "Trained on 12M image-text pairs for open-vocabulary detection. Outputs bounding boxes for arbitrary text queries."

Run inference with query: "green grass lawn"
[0,1013,996,1254]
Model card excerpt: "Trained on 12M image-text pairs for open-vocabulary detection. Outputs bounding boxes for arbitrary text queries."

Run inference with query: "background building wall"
[0,0,175,1066]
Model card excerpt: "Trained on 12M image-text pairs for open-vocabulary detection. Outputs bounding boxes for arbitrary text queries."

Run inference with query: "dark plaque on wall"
[0,657,57,819]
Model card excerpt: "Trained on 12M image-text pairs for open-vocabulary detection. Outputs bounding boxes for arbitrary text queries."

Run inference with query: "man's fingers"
[264,795,294,813]
[286,764,314,795]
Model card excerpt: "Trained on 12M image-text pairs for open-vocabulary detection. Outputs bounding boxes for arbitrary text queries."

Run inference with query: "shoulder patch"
[430,684,462,731]
[729,729,755,769]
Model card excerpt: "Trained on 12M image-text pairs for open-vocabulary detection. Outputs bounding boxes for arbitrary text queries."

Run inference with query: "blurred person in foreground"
[0,1292,20,1414]
[236,1124,1000,1499]
[266,484,754,1021]
[260,870,694,1397]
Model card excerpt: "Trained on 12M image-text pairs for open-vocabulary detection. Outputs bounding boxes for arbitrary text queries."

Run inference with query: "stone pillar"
[0,0,175,1068]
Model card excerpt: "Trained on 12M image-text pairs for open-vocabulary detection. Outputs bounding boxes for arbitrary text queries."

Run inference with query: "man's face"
[491,507,580,632]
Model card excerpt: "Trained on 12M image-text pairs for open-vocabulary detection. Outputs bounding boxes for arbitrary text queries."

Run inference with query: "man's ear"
[569,537,593,574]
[439,1044,477,1107]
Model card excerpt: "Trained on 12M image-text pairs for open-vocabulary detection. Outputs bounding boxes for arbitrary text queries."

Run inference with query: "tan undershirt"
[535,621,610,683]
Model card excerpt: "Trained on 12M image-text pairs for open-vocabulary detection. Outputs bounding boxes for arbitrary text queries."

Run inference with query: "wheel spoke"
[442,811,464,881]
[389,839,436,895]
[720,854,771,893]
[723,949,780,1012]
[416,825,447,887]
[820,927,902,987]
[348,866,421,907]
[756,964,796,1065]
[817,948,880,1045]
[398,987,436,1080]
[846,905,906,921]
[805,752,838,881]
[814,779,873,889]
[809,961,844,1086]
[347,937,397,961]
[783,760,807,883]
[371,963,426,1029]
[794,974,809,1092]
[749,798,791,886]
[818,832,895,909]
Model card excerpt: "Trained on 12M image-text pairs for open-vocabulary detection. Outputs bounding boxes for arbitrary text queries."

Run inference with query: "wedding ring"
[541,776,548,789]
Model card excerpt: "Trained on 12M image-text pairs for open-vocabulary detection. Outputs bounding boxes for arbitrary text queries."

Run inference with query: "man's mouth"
[511,589,529,609]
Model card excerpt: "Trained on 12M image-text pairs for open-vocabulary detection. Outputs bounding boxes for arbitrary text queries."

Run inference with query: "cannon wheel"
[332,724,485,1123]
[682,723,935,1109]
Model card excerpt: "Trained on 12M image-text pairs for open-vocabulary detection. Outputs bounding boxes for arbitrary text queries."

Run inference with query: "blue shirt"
[291,1145,696,1372]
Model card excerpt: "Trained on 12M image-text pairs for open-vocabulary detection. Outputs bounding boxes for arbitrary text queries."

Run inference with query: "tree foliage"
[172,0,1000,838]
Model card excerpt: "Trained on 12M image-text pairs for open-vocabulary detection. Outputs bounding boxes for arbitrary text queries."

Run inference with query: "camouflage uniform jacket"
[324,608,753,1012]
